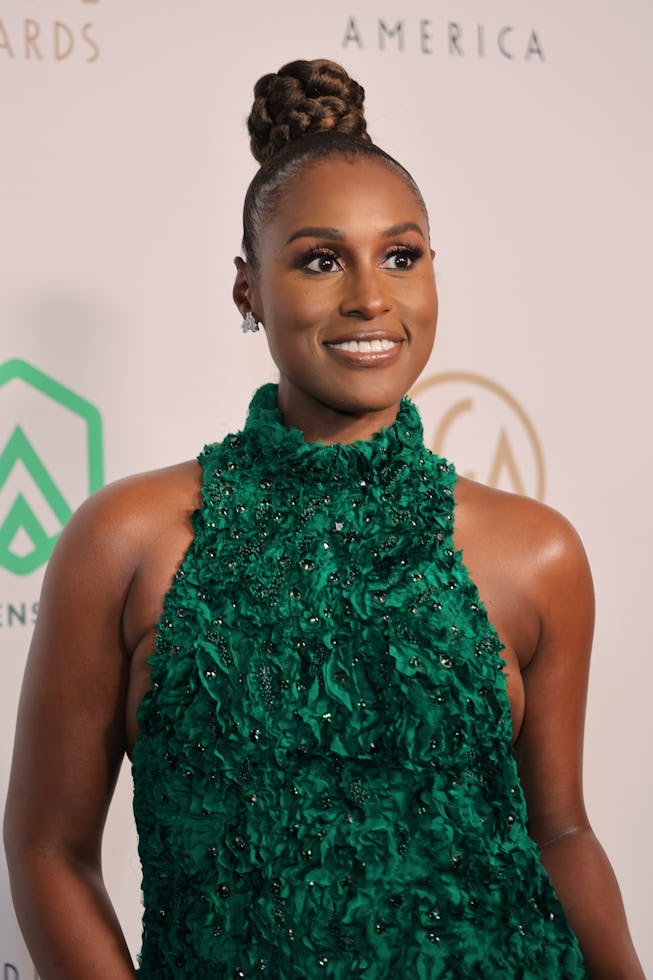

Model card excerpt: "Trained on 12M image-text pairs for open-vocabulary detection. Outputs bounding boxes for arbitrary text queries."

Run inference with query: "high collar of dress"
[241,383,426,483]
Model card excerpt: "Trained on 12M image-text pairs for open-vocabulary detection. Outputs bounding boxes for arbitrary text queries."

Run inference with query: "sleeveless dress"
[132,383,586,979]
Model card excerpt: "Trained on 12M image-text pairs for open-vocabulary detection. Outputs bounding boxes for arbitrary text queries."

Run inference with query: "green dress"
[132,383,586,978]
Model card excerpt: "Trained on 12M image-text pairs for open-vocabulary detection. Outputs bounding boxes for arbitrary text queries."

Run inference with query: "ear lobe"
[233,256,258,319]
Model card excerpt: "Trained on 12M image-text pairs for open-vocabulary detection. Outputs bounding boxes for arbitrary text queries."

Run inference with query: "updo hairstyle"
[242,58,426,272]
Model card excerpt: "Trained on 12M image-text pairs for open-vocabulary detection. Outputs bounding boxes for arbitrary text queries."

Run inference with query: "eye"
[382,247,423,270]
[302,249,342,274]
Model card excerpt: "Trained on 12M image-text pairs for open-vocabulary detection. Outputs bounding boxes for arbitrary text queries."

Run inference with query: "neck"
[277,386,402,445]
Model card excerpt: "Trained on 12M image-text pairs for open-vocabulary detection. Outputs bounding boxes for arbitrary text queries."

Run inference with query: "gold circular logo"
[411,371,545,500]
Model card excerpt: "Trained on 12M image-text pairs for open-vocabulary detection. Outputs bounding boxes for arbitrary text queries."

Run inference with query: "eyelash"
[300,247,341,274]
[384,245,424,270]
[299,244,424,274]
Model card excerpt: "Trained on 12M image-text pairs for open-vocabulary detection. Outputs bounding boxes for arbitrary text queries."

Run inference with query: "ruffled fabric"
[132,384,586,978]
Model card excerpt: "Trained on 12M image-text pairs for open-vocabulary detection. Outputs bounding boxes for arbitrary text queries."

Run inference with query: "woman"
[4,59,643,978]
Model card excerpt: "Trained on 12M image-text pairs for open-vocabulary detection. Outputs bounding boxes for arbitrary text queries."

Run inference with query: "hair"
[241,58,427,272]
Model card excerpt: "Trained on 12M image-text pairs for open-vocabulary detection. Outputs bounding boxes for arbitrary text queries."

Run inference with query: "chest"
[142,454,514,771]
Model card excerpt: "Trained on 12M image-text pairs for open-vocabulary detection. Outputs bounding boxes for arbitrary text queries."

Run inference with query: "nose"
[339,263,391,321]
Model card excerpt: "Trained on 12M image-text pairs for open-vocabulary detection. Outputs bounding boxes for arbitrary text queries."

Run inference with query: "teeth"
[329,338,397,353]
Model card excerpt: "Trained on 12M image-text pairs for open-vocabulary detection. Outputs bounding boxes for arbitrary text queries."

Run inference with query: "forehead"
[269,156,428,238]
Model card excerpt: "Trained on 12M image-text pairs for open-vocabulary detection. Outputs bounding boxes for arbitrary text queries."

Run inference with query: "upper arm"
[514,510,595,843]
[4,484,142,866]
[455,479,595,841]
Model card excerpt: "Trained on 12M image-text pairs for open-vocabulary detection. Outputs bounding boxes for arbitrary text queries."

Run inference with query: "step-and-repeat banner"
[2,1,651,973]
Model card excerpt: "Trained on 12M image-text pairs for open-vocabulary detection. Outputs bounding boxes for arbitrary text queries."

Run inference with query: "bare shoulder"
[454,475,590,578]
[38,458,203,659]
[452,476,594,671]
[60,458,202,538]
[48,459,202,574]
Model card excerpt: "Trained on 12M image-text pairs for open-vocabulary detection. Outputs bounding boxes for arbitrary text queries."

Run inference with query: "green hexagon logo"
[0,359,104,576]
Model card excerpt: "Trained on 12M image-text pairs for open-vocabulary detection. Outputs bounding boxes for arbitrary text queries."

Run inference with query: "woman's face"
[237,156,438,440]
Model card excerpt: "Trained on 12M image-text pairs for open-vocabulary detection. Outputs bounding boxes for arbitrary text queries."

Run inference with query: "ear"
[233,256,261,321]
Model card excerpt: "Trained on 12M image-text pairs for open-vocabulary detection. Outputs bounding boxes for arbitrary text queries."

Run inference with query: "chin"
[324,385,405,418]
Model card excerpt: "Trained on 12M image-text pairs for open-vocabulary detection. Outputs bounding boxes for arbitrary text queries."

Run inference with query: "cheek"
[411,283,438,363]
[422,272,438,325]
[265,283,330,333]
[431,290,439,330]
[404,275,438,329]
[264,319,320,376]
[291,281,337,324]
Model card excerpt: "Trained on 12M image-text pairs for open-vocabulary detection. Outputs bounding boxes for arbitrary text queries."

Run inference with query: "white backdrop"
[1,0,651,974]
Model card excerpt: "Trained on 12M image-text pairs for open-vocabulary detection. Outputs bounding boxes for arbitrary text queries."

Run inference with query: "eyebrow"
[285,226,343,244]
[285,221,426,246]
[383,222,426,240]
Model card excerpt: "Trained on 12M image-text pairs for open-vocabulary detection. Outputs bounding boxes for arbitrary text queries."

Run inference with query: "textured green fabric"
[132,383,586,978]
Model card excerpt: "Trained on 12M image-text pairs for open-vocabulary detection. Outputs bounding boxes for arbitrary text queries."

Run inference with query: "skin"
[4,157,644,979]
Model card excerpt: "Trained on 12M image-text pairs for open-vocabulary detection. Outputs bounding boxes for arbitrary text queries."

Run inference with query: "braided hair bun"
[248,59,372,165]
[241,58,425,270]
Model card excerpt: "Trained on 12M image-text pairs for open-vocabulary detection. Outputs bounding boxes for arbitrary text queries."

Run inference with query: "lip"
[323,333,405,365]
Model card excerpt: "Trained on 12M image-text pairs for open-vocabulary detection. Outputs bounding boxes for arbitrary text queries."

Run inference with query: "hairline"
[242,136,429,271]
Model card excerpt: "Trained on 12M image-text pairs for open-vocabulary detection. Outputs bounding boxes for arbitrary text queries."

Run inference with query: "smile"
[325,338,399,353]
